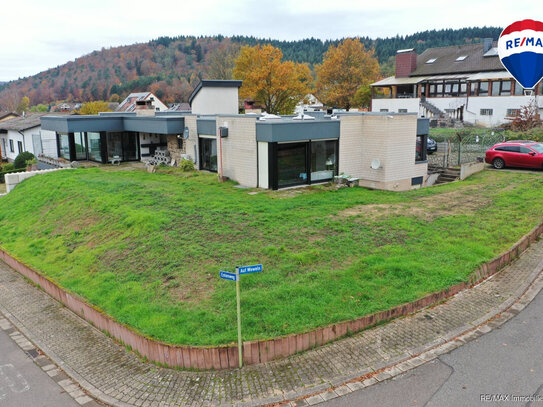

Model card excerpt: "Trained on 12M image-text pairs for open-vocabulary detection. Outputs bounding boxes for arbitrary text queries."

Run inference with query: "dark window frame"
[9,139,14,153]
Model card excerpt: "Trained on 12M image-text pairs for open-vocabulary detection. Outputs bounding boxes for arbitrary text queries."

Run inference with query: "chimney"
[395,49,417,78]
[483,38,493,53]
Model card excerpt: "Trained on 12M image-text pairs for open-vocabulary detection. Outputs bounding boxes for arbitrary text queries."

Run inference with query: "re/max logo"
[506,37,543,49]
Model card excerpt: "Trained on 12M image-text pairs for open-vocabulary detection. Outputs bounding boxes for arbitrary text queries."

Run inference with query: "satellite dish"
[370,159,381,170]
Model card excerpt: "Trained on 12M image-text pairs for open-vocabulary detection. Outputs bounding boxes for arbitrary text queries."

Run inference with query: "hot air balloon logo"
[498,19,543,90]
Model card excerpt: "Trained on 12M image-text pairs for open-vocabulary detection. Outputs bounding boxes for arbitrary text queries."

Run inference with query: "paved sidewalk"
[0,240,542,407]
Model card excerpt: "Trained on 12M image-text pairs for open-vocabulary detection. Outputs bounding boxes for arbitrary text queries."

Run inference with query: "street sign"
[238,264,263,275]
[219,263,263,368]
[220,271,237,281]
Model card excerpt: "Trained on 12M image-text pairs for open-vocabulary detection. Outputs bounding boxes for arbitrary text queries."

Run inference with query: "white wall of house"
[371,98,420,114]
[372,95,543,127]
[1,126,58,161]
[339,114,426,191]
[192,88,239,115]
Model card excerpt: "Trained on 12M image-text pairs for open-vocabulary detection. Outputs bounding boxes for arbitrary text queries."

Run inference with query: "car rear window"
[495,146,521,152]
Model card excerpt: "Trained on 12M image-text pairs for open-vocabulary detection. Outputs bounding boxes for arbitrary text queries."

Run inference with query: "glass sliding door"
[107,132,123,160]
[74,132,87,160]
[277,142,308,188]
[58,133,70,160]
[88,132,103,162]
[122,132,139,161]
[199,137,217,172]
[311,140,337,182]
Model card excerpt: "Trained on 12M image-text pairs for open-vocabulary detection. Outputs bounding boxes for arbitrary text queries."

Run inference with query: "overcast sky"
[0,0,539,81]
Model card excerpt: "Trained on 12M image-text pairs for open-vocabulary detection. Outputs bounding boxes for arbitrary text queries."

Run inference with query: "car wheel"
[493,157,505,169]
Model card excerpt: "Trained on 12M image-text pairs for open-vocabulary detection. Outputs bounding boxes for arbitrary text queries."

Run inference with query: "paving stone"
[0,239,542,406]
[305,394,324,405]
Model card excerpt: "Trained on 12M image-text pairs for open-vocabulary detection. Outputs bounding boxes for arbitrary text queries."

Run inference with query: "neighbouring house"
[167,103,191,113]
[294,94,324,114]
[371,39,543,127]
[0,112,19,122]
[42,80,430,191]
[116,92,168,113]
[50,103,81,113]
[0,114,58,161]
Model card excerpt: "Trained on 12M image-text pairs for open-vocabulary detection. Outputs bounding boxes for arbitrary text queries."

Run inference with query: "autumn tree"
[316,38,379,110]
[16,96,30,114]
[77,101,111,115]
[205,43,240,80]
[233,44,312,115]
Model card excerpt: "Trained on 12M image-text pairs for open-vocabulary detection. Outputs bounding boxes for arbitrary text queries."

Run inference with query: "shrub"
[179,159,195,172]
[14,152,36,169]
[1,163,14,172]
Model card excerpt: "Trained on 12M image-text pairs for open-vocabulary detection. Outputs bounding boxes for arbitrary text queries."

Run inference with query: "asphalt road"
[0,327,77,407]
[323,287,543,407]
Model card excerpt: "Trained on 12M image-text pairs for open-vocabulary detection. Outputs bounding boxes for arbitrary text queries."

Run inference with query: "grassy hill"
[0,168,540,346]
[0,27,501,110]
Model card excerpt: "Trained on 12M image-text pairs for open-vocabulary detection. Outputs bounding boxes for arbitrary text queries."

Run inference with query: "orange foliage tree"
[233,44,312,115]
[316,38,380,110]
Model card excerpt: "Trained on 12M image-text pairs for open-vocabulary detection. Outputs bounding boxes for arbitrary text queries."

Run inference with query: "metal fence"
[428,131,505,168]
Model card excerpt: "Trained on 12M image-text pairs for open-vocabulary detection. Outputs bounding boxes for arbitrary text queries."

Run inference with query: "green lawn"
[0,168,541,346]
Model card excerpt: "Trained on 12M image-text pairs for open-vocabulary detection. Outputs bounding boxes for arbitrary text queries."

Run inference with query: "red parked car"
[485,141,543,169]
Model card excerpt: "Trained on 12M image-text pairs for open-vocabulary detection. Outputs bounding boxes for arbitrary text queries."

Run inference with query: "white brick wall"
[216,116,258,188]
[339,114,427,191]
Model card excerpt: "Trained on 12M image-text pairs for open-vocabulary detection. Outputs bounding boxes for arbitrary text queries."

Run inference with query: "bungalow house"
[0,114,58,161]
[371,39,543,127]
[42,80,430,191]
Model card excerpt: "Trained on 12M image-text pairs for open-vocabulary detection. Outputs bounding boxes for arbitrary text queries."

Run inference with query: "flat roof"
[41,114,185,135]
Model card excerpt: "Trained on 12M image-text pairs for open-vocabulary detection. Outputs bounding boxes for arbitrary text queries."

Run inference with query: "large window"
[478,82,489,96]
[492,80,511,96]
[270,140,339,189]
[311,140,337,182]
[199,137,217,172]
[88,132,102,162]
[58,134,70,159]
[277,142,307,187]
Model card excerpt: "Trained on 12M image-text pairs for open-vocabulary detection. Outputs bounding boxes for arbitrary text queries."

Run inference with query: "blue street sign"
[220,271,237,281]
[238,264,263,275]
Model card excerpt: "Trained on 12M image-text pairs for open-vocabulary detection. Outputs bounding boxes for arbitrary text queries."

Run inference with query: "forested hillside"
[0,27,502,110]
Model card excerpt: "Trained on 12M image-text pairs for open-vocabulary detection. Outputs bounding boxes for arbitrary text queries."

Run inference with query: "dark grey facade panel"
[41,116,124,133]
[256,121,340,142]
[41,115,185,135]
[197,119,217,135]
[123,117,185,134]
[417,118,430,135]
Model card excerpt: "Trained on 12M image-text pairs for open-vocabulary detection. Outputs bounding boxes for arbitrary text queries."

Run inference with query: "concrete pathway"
[0,239,542,407]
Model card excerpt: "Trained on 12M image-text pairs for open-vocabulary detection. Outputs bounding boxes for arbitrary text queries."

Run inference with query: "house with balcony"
[371,39,543,127]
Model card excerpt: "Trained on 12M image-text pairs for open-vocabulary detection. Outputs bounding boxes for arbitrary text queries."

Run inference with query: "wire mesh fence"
[428,130,505,168]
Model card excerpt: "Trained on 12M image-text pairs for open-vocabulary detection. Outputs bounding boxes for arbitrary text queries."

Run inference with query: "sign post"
[235,267,242,368]
[219,264,262,368]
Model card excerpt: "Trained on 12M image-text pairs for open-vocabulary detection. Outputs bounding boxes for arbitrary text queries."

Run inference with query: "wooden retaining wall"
[2,221,542,370]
